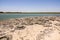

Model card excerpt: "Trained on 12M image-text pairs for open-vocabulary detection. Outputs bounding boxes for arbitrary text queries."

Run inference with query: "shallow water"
[0,14,60,20]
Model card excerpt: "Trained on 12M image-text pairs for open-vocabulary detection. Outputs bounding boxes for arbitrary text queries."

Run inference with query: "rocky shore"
[0,16,60,40]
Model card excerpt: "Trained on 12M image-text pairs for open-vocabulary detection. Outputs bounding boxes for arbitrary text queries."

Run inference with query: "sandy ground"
[0,16,60,40]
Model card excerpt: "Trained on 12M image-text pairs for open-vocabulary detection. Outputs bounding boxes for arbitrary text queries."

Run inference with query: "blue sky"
[0,0,60,12]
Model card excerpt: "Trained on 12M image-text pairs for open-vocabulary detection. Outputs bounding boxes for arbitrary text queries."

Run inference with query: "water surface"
[0,14,60,20]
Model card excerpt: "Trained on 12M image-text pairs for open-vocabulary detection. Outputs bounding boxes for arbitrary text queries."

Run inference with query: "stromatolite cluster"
[0,16,60,40]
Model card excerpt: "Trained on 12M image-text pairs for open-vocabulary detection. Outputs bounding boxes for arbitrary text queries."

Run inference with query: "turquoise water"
[0,14,60,20]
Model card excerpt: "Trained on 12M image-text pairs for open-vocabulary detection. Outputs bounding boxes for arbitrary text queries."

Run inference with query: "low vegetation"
[0,12,60,14]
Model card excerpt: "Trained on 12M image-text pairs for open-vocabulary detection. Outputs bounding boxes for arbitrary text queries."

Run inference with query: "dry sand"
[0,16,60,40]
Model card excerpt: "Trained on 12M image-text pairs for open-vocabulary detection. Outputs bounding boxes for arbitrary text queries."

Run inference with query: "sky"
[0,0,60,12]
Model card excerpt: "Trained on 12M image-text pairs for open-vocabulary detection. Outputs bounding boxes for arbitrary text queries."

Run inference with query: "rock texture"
[0,16,60,40]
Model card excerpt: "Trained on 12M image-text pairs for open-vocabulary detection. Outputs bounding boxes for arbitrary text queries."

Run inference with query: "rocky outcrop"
[0,16,60,40]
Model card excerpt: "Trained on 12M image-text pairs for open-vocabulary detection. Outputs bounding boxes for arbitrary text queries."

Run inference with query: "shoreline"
[0,16,60,24]
[0,12,60,14]
[0,14,60,21]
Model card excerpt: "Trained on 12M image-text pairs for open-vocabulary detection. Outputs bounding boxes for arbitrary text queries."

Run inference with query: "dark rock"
[15,25,26,30]
[0,35,12,40]
[55,23,60,26]
[0,36,7,40]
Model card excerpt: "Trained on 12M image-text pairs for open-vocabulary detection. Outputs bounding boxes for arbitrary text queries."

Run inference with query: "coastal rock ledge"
[0,16,60,40]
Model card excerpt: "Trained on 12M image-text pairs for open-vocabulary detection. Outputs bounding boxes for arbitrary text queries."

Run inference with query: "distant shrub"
[0,12,4,13]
